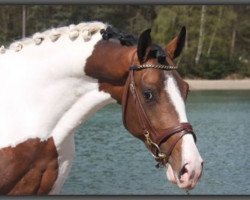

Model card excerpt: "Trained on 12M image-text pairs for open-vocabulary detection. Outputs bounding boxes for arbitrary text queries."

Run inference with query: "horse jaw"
[165,134,203,190]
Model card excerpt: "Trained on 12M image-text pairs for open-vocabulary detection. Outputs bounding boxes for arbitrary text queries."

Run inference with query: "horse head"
[119,27,203,190]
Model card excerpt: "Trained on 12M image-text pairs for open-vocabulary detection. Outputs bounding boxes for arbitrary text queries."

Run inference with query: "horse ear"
[137,29,152,64]
[165,26,186,59]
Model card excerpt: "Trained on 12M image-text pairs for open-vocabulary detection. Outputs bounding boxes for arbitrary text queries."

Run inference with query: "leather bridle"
[122,63,196,168]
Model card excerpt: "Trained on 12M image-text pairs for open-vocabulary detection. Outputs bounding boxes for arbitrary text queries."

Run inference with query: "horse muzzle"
[165,134,204,190]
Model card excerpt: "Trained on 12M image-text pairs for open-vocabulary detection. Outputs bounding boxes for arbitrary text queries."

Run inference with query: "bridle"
[122,60,197,168]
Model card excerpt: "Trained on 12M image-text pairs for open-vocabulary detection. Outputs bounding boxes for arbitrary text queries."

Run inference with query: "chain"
[138,64,178,70]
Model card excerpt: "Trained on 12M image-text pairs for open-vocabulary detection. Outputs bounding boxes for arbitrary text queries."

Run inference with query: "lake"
[61,90,250,195]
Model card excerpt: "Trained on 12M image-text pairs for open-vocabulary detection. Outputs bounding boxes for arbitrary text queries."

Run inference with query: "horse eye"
[143,90,154,101]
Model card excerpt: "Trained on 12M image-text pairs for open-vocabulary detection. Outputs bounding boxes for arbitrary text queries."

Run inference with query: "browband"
[129,64,178,71]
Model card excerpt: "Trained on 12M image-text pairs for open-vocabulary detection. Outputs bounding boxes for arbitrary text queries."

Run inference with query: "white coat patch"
[0,22,118,194]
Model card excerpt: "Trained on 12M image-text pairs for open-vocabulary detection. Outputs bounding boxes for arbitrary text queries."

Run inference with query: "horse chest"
[0,137,59,195]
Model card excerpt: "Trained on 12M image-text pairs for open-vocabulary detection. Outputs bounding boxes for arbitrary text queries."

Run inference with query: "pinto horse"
[0,21,203,195]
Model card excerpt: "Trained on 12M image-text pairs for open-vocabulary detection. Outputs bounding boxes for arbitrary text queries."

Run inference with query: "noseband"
[122,64,196,168]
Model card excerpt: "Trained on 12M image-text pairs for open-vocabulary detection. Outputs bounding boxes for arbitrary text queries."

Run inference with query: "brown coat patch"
[85,41,136,104]
[0,137,58,195]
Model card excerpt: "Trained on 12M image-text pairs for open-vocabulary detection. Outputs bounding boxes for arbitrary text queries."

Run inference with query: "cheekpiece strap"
[129,64,178,71]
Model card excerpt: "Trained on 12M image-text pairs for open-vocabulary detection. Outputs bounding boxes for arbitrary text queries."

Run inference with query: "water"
[61,91,250,195]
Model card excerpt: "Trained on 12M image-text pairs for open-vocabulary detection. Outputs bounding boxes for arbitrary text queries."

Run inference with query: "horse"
[0,21,203,195]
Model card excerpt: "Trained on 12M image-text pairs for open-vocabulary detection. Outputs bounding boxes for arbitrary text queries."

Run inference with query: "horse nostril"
[178,163,189,180]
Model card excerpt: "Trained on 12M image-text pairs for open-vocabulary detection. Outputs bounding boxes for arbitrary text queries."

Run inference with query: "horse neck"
[0,31,117,148]
[85,41,136,104]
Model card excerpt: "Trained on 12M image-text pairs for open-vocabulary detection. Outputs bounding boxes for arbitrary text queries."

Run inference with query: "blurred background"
[0,5,249,79]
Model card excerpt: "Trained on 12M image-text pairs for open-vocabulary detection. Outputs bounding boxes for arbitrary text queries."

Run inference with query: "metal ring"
[143,130,167,160]
[148,141,167,160]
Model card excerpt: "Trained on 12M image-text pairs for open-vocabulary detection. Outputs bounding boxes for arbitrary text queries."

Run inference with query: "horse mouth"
[165,163,203,190]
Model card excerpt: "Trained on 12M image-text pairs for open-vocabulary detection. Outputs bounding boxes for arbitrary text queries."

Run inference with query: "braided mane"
[0,21,108,54]
[0,22,140,55]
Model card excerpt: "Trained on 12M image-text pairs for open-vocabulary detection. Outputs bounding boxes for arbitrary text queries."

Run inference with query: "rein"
[122,63,196,168]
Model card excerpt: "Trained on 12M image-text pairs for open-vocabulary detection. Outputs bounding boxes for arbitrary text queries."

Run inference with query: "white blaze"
[164,73,202,180]
[164,73,188,123]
